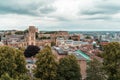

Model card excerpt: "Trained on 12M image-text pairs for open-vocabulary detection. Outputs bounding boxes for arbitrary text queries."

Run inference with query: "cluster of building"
[0,26,106,80]
[54,37,103,79]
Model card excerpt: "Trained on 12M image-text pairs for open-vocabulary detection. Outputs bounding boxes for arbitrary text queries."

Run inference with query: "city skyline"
[0,0,120,31]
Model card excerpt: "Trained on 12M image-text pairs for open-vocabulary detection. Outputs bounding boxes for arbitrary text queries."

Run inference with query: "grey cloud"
[81,7,120,15]
[0,0,56,16]
[47,15,71,22]
[82,9,109,15]
[56,16,70,21]
[80,1,120,15]
[85,16,111,20]
[81,9,104,15]
[39,5,56,14]
[79,0,120,21]
[0,5,38,16]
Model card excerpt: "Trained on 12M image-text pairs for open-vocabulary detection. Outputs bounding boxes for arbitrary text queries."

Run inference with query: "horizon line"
[1,29,120,32]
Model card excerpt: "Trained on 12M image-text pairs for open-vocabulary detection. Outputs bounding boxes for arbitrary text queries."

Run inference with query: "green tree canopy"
[17,74,30,80]
[0,73,30,80]
[86,59,107,80]
[0,46,27,78]
[102,42,120,80]
[0,73,14,80]
[34,46,57,80]
[51,41,56,46]
[85,36,91,39]
[57,55,81,80]
[15,31,24,35]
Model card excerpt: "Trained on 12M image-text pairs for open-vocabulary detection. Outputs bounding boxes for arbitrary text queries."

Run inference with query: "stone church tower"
[27,26,36,45]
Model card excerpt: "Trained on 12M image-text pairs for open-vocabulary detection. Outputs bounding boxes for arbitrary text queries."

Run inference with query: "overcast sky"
[0,0,120,31]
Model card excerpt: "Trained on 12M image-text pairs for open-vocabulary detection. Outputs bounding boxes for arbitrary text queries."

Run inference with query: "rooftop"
[75,50,91,61]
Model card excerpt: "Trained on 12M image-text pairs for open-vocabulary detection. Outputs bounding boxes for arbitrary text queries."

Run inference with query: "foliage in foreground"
[102,42,120,80]
[0,46,27,78]
[3,42,120,80]
[86,59,107,80]
[34,46,57,80]
[57,55,81,80]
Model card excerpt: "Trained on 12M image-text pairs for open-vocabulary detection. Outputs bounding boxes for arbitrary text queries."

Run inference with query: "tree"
[0,36,1,41]
[34,46,57,80]
[19,47,25,52]
[36,32,39,39]
[14,49,27,77]
[15,31,24,35]
[85,36,91,39]
[51,41,56,46]
[102,42,120,80]
[24,29,28,34]
[57,55,81,80]
[17,74,30,80]
[0,73,30,80]
[0,73,14,80]
[86,59,107,80]
[40,36,50,40]
[0,46,27,78]
[24,45,40,57]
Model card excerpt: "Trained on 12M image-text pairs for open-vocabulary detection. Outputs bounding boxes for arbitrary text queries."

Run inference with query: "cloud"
[81,14,112,21]
[49,16,70,22]
[79,0,120,21]
[0,0,56,16]
[81,8,119,15]
[0,0,120,31]
[85,16,111,20]
[0,5,38,16]
[81,5,120,15]
[39,5,56,14]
